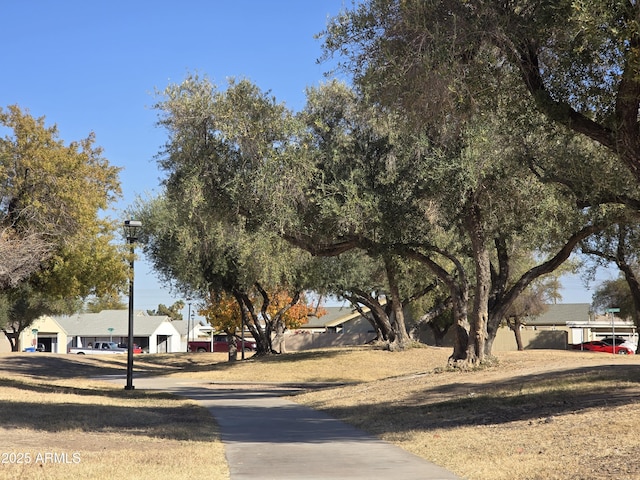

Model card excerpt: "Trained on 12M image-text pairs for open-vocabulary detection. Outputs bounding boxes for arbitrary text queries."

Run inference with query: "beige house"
[489,303,591,351]
[286,305,377,350]
[480,303,636,351]
[434,303,598,351]
[289,302,627,352]
[16,315,66,353]
[296,305,375,334]
[16,310,183,354]
[519,303,636,344]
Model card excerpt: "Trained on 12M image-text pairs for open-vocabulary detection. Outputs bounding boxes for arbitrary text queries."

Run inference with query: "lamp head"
[124,219,142,242]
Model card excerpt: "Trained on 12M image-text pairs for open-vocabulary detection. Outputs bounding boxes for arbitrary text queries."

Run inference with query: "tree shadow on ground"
[0,351,349,443]
[0,354,173,379]
[1,349,352,380]
[0,373,219,442]
[0,396,218,441]
[0,376,175,399]
[141,348,348,368]
[313,364,640,434]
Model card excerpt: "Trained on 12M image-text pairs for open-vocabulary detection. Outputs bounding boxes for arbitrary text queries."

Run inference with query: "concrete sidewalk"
[131,376,462,480]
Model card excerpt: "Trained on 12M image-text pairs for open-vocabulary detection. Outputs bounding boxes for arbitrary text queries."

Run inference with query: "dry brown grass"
[288,348,640,480]
[164,346,640,480]
[0,353,228,480]
[2,347,640,479]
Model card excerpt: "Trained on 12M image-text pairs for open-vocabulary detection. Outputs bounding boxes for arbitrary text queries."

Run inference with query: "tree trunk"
[449,289,470,364]
[400,247,471,363]
[234,291,273,355]
[351,302,384,342]
[2,328,20,352]
[465,201,489,363]
[507,317,524,351]
[426,323,447,347]
[368,316,385,342]
[371,309,395,343]
[227,332,238,362]
[617,262,640,354]
[514,320,524,351]
[484,333,495,355]
[347,290,397,344]
[384,255,410,350]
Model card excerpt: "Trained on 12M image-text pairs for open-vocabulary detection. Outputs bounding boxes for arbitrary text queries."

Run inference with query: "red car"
[118,343,143,354]
[188,336,257,353]
[572,341,634,355]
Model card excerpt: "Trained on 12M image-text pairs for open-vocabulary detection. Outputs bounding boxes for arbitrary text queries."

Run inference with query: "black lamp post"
[124,219,142,390]
[186,298,192,352]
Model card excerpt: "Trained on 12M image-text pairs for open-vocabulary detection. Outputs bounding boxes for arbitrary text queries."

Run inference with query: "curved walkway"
[130,376,462,480]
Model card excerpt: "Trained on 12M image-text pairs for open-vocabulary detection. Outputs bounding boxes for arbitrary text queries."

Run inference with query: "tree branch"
[515,39,617,151]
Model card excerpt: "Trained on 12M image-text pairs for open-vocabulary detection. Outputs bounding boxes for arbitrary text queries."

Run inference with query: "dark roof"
[303,305,363,329]
[525,303,591,326]
[55,310,175,336]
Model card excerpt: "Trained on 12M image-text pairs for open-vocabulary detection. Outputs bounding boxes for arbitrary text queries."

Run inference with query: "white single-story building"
[170,318,214,352]
[20,310,183,354]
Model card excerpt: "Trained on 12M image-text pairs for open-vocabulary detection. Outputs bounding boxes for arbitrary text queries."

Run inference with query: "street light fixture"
[123,219,142,390]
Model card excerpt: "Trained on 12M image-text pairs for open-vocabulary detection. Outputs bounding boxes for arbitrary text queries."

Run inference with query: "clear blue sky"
[1,0,609,316]
[1,0,350,318]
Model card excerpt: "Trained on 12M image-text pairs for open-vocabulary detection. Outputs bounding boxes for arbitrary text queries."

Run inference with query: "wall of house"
[285,331,377,351]
[19,316,68,353]
[491,328,569,351]
[417,325,569,352]
[0,335,11,353]
[341,316,375,335]
[149,322,182,353]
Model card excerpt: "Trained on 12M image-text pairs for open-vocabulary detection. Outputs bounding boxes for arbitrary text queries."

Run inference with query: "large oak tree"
[319,0,637,362]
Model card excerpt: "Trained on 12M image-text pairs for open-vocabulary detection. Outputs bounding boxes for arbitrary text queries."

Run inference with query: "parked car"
[23,343,45,353]
[118,343,143,354]
[601,336,637,352]
[571,340,635,355]
[188,335,257,353]
[69,342,126,355]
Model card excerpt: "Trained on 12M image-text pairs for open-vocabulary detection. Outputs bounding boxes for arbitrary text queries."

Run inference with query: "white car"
[601,337,637,353]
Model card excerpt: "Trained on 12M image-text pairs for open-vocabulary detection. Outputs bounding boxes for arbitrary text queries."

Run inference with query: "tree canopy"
[143,66,634,364]
[0,106,122,288]
[318,0,640,361]
[321,0,640,203]
[134,2,640,364]
[147,300,185,321]
[0,106,125,349]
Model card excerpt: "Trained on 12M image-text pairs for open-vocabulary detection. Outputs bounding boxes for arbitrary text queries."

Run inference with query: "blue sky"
[1,1,611,316]
[1,0,350,318]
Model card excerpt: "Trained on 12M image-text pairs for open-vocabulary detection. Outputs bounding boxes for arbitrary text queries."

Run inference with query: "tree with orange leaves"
[199,291,242,360]
[266,289,324,354]
[199,288,324,358]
